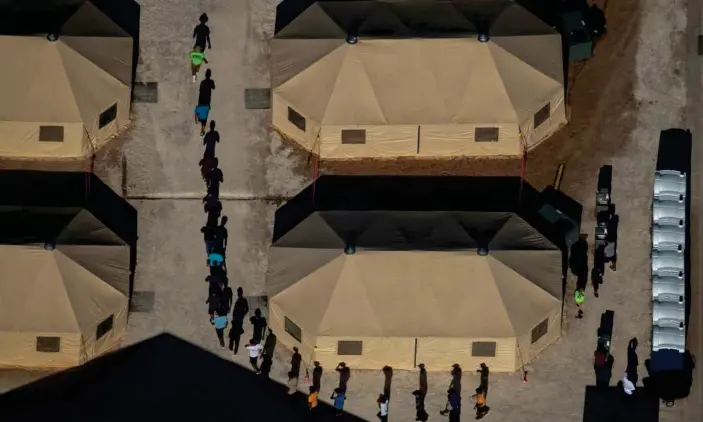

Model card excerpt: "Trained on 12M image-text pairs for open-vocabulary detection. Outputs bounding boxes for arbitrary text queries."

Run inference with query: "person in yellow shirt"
[308,386,319,411]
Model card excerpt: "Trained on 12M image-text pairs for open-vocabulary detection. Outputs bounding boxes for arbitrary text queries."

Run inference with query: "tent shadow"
[0,333,367,422]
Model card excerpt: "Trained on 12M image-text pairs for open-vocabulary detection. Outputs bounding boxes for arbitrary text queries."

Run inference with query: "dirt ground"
[0,0,694,420]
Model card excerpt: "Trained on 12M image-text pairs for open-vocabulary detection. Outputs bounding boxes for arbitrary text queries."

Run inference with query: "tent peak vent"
[345,244,356,255]
[44,241,56,251]
[478,33,489,43]
[477,247,489,256]
[47,33,59,42]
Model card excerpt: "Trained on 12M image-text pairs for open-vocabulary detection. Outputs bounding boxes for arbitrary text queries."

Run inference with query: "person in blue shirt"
[194,104,211,136]
[212,311,228,348]
[331,388,345,416]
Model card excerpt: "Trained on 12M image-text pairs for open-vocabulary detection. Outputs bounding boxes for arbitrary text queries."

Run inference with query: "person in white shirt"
[621,373,635,395]
[377,393,389,422]
[245,339,263,372]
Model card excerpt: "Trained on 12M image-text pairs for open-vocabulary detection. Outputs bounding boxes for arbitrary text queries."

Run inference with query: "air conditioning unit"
[652,326,686,352]
[652,250,684,278]
[652,225,685,252]
[654,170,686,202]
[652,200,685,227]
[652,275,685,303]
[653,301,685,329]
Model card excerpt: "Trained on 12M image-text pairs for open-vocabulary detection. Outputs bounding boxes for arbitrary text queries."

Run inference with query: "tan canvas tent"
[0,170,138,369]
[272,0,566,159]
[0,1,133,159]
[267,175,567,371]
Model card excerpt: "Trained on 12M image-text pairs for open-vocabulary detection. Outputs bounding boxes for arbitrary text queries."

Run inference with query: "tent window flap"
[475,127,499,142]
[96,315,114,340]
[471,341,497,357]
[337,340,363,355]
[534,103,550,128]
[36,336,61,353]
[99,103,118,129]
[287,107,306,132]
[285,316,302,342]
[531,318,549,344]
[341,129,366,144]
[39,126,64,142]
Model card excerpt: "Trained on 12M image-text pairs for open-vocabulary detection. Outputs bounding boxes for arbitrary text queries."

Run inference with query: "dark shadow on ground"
[0,333,368,422]
[583,386,659,422]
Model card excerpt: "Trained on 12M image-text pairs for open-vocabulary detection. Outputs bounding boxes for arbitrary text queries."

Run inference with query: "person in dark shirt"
[229,287,249,354]
[214,216,228,252]
[201,223,217,259]
[290,347,302,377]
[198,70,216,106]
[199,155,218,181]
[193,13,211,50]
[336,362,351,393]
[203,193,221,216]
[263,328,276,358]
[250,308,267,344]
[206,167,223,197]
[312,361,323,391]
[203,121,220,159]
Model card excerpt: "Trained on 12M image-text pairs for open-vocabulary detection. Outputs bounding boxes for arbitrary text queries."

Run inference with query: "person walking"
[604,240,617,271]
[198,69,216,106]
[203,120,220,159]
[412,390,429,421]
[286,370,299,395]
[574,288,586,319]
[214,216,228,253]
[472,387,490,419]
[449,364,462,394]
[245,339,263,372]
[478,363,490,398]
[591,265,603,298]
[194,103,211,136]
[290,347,302,377]
[200,156,218,183]
[376,394,389,422]
[249,308,267,344]
[308,386,320,417]
[259,353,272,378]
[189,45,208,83]
[336,362,351,393]
[312,361,323,392]
[201,222,217,259]
[192,13,212,51]
[440,388,460,417]
[382,365,393,399]
[331,388,346,416]
[205,165,223,197]
[229,287,249,354]
[212,311,227,348]
[262,328,276,358]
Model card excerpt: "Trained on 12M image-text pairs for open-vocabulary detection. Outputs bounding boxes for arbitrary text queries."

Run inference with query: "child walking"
[331,388,346,416]
[189,45,208,83]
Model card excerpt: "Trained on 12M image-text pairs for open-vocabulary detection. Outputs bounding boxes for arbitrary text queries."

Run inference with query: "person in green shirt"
[190,46,208,82]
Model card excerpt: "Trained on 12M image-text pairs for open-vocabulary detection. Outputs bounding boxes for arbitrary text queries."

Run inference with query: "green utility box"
[562,10,593,62]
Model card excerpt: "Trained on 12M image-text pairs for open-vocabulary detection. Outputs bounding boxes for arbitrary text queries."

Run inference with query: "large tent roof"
[0,1,136,158]
[269,176,567,325]
[0,245,127,334]
[272,250,561,338]
[271,0,565,158]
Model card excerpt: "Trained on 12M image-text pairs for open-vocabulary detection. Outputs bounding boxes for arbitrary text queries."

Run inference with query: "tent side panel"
[319,125,419,159]
[0,332,81,369]
[92,84,131,153]
[418,124,521,157]
[515,307,562,367]
[315,336,415,370]
[80,299,129,363]
[521,88,567,151]
[416,337,517,372]
[272,95,320,153]
[269,301,318,365]
[0,122,85,158]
